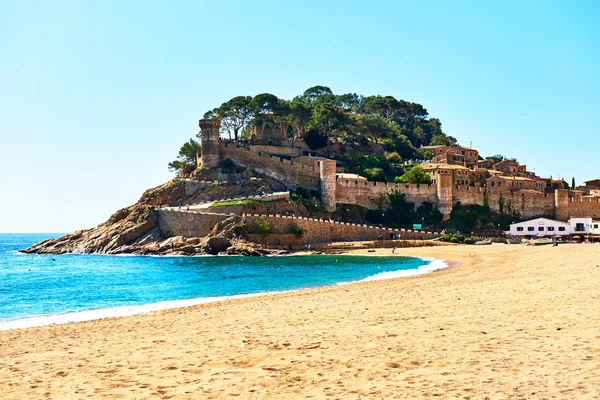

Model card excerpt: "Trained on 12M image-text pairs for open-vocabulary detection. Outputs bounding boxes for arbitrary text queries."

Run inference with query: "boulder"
[207,236,231,254]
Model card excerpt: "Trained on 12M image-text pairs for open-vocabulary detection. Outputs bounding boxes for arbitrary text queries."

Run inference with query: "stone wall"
[244,214,439,246]
[562,197,600,219]
[335,178,438,209]
[223,144,321,191]
[158,210,231,238]
[453,186,556,219]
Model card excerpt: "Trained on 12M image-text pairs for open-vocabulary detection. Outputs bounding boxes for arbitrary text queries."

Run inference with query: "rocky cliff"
[21,178,285,256]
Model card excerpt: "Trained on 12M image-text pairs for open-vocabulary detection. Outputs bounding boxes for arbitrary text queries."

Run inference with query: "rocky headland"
[21,176,293,256]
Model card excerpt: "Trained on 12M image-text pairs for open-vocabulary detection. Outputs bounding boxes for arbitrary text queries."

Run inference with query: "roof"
[336,173,366,180]
[491,175,536,182]
[420,163,469,171]
[510,217,570,227]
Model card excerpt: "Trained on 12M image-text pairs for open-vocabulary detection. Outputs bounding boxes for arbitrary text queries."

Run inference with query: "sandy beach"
[1,244,599,399]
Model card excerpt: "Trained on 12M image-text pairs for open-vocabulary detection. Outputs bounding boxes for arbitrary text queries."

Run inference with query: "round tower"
[198,118,221,169]
[436,169,453,219]
[320,159,337,212]
[554,189,569,221]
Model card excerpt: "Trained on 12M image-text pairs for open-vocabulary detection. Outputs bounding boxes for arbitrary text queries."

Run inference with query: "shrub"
[439,234,453,242]
[286,224,305,236]
[450,237,461,244]
[233,225,247,238]
[254,217,273,234]
[463,237,474,245]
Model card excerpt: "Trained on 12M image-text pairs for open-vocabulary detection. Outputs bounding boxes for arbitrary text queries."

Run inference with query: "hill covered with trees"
[170,86,458,181]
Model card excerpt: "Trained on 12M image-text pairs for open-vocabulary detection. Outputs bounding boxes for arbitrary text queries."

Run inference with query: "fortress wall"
[564,197,600,219]
[244,214,438,246]
[223,145,321,191]
[157,210,230,238]
[335,179,437,209]
[452,187,556,218]
[250,145,302,158]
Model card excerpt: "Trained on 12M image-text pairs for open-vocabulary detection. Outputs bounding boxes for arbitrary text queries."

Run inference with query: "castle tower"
[320,159,337,212]
[554,189,569,221]
[436,169,453,219]
[198,118,222,169]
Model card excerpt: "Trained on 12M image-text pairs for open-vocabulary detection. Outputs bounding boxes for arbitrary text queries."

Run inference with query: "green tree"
[571,177,575,189]
[302,85,334,104]
[217,96,252,140]
[395,166,432,185]
[288,99,311,141]
[249,93,279,138]
[168,138,199,175]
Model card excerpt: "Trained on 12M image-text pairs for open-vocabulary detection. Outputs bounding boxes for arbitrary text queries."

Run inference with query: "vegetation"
[171,86,459,177]
[449,202,521,234]
[286,224,305,236]
[168,139,199,175]
[253,217,273,234]
[394,165,432,185]
[211,199,258,207]
[366,191,443,229]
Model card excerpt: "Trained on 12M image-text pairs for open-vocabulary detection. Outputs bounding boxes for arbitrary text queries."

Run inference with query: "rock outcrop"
[21,179,284,256]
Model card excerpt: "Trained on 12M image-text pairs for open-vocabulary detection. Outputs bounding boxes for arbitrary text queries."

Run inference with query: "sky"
[0,0,598,233]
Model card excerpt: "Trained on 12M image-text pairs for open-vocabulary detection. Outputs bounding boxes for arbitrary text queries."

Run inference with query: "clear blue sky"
[1,0,598,233]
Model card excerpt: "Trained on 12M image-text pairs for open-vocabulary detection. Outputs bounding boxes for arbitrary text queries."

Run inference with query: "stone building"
[420,145,479,167]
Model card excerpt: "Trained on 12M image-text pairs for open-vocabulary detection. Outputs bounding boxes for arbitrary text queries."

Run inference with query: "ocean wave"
[0,290,288,331]
[338,257,448,285]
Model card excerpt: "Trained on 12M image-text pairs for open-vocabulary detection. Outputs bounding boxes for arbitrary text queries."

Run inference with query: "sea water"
[0,234,445,330]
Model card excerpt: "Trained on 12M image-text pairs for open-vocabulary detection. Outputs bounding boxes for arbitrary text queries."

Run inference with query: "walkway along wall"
[244,214,439,246]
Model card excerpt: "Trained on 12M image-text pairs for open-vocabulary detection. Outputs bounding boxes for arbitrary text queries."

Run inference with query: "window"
[558,227,566,231]
[498,181,502,187]
[594,224,599,229]
[547,227,555,231]
[517,227,524,231]
[575,223,585,232]
[527,227,535,231]
[538,227,544,231]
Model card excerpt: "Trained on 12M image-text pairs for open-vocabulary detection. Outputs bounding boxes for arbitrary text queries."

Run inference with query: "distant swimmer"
[52,257,56,261]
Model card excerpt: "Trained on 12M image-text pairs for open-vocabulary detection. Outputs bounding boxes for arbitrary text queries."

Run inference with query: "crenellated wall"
[560,196,600,220]
[335,178,437,208]
[244,214,439,246]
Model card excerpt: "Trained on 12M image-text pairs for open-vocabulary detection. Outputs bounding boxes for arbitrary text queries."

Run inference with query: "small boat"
[528,238,554,246]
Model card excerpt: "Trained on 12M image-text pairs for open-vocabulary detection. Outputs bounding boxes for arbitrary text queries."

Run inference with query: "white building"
[508,217,600,237]
[508,217,570,236]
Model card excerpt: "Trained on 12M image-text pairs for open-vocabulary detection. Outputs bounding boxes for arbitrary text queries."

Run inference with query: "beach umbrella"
[536,233,545,237]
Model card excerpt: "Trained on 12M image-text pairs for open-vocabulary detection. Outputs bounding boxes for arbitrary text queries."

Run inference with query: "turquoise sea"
[0,234,444,330]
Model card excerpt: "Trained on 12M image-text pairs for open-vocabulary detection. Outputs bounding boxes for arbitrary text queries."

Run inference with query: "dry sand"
[1,244,599,399]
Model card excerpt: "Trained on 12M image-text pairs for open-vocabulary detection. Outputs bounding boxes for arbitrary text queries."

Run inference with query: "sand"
[1,244,599,399]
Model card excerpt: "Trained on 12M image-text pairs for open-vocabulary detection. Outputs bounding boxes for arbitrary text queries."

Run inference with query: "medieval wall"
[157,210,231,238]
[563,197,600,219]
[244,214,439,246]
[222,144,321,191]
[335,178,438,209]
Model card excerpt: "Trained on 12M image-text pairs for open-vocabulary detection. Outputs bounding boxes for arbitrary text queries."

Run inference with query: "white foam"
[338,257,448,285]
[0,290,286,331]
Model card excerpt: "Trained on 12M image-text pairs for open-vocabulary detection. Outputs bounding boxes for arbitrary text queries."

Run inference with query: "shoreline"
[0,253,450,332]
[3,244,598,398]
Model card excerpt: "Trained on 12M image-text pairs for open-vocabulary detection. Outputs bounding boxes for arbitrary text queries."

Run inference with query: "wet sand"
[1,244,599,399]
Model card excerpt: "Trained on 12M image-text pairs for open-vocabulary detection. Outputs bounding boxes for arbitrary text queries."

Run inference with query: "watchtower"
[436,169,453,219]
[319,159,337,212]
[198,119,222,169]
[554,189,569,221]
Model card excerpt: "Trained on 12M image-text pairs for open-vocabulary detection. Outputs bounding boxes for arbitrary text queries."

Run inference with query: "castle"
[196,118,600,222]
